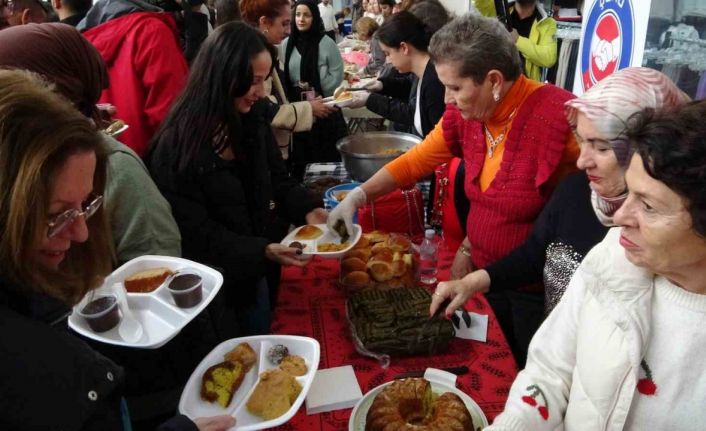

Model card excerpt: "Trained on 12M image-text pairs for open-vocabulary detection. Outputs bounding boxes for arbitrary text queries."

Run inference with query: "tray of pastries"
[346,287,455,357]
[179,335,320,430]
[348,369,487,431]
[68,255,223,349]
[340,231,415,292]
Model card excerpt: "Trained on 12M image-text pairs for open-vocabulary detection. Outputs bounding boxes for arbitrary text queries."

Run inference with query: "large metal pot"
[336,132,421,181]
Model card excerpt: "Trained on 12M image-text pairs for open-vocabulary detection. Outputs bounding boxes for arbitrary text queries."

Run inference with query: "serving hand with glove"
[347,91,372,109]
[326,186,367,238]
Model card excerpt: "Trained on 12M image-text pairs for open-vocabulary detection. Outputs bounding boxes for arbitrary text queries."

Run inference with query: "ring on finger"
[432,292,442,298]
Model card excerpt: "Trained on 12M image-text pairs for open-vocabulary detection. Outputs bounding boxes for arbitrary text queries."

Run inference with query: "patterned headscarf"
[565,67,689,166]
[0,23,109,120]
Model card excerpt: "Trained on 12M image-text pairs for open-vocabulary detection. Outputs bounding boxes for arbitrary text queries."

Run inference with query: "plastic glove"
[363,79,384,92]
[327,186,367,238]
[347,91,371,109]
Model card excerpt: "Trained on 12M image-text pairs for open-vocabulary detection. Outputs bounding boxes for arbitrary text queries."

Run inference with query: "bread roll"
[295,225,323,240]
[368,261,394,282]
[365,230,389,244]
[352,236,370,249]
[386,234,411,252]
[345,247,372,262]
[391,260,407,277]
[342,257,367,274]
[342,270,370,286]
[370,249,393,264]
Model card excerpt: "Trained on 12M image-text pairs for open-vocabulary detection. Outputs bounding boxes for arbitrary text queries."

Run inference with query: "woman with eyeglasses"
[0,70,234,431]
[0,23,237,428]
[431,68,688,360]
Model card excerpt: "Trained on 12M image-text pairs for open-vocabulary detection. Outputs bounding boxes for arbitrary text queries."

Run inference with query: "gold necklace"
[483,108,517,159]
[484,126,506,158]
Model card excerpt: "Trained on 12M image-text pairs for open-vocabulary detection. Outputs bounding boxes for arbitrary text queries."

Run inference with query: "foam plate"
[323,96,355,108]
[348,368,488,431]
[179,335,320,430]
[68,255,223,349]
[281,223,362,259]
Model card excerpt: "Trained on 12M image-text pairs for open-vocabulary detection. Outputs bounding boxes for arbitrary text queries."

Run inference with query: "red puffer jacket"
[84,12,188,157]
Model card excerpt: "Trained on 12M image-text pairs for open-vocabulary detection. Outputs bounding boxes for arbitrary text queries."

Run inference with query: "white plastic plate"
[348,368,488,431]
[323,96,355,108]
[280,223,362,259]
[179,335,320,430]
[68,255,223,349]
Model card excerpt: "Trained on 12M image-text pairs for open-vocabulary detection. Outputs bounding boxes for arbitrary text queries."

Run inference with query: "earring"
[493,88,500,102]
[264,28,269,34]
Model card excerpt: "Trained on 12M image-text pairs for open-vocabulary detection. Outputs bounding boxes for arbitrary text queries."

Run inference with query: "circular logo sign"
[580,0,634,92]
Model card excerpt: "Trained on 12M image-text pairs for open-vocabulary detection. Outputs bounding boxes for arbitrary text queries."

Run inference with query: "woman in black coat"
[0,71,231,431]
[148,22,326,335]
[349,7,448,138]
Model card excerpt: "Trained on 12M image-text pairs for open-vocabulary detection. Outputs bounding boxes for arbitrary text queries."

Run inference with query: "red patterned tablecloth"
[269,249,517,430]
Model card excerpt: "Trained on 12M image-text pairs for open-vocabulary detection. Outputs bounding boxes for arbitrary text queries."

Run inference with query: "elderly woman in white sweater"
[487,100,706,430]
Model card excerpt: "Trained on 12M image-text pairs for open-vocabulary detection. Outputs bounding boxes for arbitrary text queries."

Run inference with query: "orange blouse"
[385,76,579,191]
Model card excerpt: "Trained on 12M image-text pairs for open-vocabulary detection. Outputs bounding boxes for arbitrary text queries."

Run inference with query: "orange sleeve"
[544,132,580,192]
[384,121,455,187]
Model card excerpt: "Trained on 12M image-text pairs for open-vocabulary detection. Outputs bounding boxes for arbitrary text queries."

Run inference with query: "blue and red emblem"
[580,0,635,91]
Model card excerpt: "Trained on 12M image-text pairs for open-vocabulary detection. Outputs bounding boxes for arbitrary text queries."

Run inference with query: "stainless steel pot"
[336,132,421,182]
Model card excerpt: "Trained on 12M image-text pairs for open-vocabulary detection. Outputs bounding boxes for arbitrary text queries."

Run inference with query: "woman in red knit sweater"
[329,13,578,364]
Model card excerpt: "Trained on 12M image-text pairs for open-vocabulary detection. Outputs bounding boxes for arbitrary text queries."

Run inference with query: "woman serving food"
[330,13,578,364]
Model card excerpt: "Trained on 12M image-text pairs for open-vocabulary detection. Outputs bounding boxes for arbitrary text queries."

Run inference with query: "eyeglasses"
[47,194,103,238]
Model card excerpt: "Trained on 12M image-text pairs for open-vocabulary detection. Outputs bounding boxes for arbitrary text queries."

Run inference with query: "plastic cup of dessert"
[167,271,203,308]
[78,294,122,333]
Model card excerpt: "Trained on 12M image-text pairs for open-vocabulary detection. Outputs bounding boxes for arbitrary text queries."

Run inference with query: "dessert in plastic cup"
[167,271,204,308]
[78,294,121,332]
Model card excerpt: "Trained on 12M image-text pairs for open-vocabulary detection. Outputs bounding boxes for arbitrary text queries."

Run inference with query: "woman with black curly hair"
[486,100,706,430]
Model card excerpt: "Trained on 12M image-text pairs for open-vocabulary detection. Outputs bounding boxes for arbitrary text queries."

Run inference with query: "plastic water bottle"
[419,229,438,285]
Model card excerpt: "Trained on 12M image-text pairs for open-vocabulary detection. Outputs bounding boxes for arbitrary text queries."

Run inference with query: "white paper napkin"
[453,311,489,342]
[306,365,363,415]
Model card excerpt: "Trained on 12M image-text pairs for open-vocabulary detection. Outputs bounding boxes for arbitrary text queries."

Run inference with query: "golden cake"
[124,267,173,293]
[279,355,307,376]
[200,360,245,408]
[246,369,302,420]
[224,342,257,373]
[365,378,475,431]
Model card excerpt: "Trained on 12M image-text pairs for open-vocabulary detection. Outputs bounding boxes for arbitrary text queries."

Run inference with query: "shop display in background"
[643,3,706,100]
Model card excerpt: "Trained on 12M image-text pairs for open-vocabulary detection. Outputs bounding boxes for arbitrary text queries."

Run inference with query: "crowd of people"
[1,0,706,430]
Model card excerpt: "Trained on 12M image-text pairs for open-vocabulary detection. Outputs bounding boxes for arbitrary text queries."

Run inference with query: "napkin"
[306,365,363,415]
[453,310,489,342]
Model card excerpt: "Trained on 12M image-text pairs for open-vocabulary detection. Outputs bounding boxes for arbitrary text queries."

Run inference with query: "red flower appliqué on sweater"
[521,385,549,420]
[637,359,657,396]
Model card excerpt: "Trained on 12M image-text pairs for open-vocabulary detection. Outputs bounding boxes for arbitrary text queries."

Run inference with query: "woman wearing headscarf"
[240,0,336,160]
[0,23,181,266]
[282,0,346,178]
[484,99,706,431]
[431,68,689,353]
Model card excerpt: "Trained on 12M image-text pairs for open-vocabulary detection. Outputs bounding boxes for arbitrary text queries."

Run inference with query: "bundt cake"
[365,378,475,431]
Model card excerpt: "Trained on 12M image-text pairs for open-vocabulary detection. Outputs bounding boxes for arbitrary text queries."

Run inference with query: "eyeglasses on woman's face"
[47,194,103,238]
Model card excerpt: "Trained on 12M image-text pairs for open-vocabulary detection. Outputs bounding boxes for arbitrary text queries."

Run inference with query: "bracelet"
[458,244,471,257]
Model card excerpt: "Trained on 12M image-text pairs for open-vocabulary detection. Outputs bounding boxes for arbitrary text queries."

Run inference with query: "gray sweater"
[103,134,181,263]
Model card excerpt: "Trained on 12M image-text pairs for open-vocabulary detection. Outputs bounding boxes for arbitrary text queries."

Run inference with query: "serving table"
[269,246,518,430]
